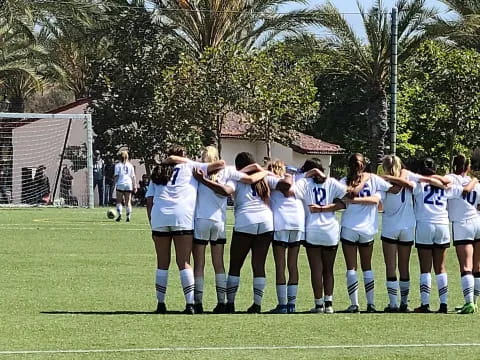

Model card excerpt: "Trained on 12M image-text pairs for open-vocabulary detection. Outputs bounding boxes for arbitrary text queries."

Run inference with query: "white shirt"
[446,174,479,222]
[114,162,135,187]
[381,171,418,231]
[195,166,246,223]
[413,181,463,224]
[340,174,392,235]
[147,161,209,229]
[227,176,279,228]
[270,175,305,231]
[295,177,346,232]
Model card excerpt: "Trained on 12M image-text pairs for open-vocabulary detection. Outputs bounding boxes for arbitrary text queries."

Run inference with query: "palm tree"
[153,0,324,57]
[315,0,437,167]
[428,0,480,50]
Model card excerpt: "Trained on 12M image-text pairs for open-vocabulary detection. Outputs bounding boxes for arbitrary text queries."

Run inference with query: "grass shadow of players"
[41,310,185,315]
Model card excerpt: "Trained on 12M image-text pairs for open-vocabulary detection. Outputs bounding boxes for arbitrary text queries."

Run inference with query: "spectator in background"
[104,152,115,206]
[0,166,10,204]
[136,174,149,206]
[60,166,78,206]
[93,150,105,206]
[34,165,50,204]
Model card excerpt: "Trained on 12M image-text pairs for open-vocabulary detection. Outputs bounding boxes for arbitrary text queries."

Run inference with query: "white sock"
[287,284,298,305]
[474,275,480,304]
[126,205,132,217]
[215,273,227,304]
[194,276,204,304]
[226,275,240,304]
[436,273,448,305]
[399,280,410,305]
[420,273,431,305]
[324,295,333,304]
[315,298,324,306]
[116,203,122,215]
[253,277,266,306]
[363,270,375,305]
[155,269,168,303]
[276,284,287,305]
[386,279,399,307]
[347,270,359,306]
[180,269,195,305]
[461,273,474,304]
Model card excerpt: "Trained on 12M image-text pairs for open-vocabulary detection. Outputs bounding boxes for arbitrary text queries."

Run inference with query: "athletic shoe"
[155,302,166,314]
[194,303,204,314]
[246,303,261,314]
[183,304,195,315]
[310,305,324,313]
[457,303,476,314]
[126,216,130,222]
[345,304,359,313]
[399,303,412,313]
[269,305,288,314]
[225,303,235,314]
[414,304,432,313]
[115,215,122,222]
[437,303,448,314]
[212,303,226,314]
[286,304,296,314]
[384,305,399,313]
[324,305,335,314]
[366,304,377,313]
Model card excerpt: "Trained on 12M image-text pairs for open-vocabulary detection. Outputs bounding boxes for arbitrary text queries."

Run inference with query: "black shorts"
[152,230,194,237]
[193,238,227,246]
[272,240,301,248]
[301,240,338,251]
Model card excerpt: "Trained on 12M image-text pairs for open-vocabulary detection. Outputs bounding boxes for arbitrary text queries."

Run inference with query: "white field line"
[1,343,480,355]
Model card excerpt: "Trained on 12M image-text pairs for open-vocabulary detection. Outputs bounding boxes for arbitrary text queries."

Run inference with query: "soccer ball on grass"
[107,209,118,219]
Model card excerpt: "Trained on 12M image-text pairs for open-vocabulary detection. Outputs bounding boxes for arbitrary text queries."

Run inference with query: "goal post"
[0,112,94,208]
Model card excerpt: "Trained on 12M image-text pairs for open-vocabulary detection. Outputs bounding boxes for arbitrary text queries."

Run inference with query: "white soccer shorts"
[116,183,133,192]
[235,221,274,235]
[381,227,415,244]
[452,217,480,243]
[194,218,226,242]
[415,222,450,248]
[305,221,340,247]
[340,227,374,245]
[274,230,304,243]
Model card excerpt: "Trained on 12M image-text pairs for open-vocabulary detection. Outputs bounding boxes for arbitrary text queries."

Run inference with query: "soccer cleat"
[212,303,226,314]
[154,302,167,314]
[126,216,130,222]
[457,303,476,314]
[286,304,296,314]
[310,305,324,313]
[399,303,413,313]
[414,304,432,313]
[437,303,448,314]
[115,215,122,222]
[345,304,359,313]
[183,304,195,315]
[324,305,335,314]
[366,304,377,313]
[269,305,288,314]
[384,305,399,313]
[194,303,204,314]
[225,303,235,314]
[247,303,261,314]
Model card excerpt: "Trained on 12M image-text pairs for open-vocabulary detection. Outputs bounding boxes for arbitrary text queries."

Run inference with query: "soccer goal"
[0,112,94,208]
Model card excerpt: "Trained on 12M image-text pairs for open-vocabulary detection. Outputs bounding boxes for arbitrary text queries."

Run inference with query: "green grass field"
[1,208,480,359]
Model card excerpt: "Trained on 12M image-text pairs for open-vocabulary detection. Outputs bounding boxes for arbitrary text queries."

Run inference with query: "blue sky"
[282,0,451,39]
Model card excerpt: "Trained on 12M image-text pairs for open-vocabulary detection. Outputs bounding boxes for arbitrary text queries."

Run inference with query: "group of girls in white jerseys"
[146,146,480,315]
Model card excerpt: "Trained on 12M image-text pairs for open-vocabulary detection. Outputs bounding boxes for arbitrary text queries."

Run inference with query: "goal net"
[0,112,94,208]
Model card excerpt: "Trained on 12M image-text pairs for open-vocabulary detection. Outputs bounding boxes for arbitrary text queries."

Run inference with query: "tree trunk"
[266,140,271,160]
[216,114,223,159]
[367,86,388,173]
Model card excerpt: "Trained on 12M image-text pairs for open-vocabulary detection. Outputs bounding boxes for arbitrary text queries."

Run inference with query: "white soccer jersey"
[115,162,135,187]
[446,174,479,222]
[340,174,392,236]
[381,171,418,231]
[413,182,464,225]
[148,161,209,230]
[295,177,347,232]
[195,166,246,223]
[227,176,278,228]
[270,175,305,231]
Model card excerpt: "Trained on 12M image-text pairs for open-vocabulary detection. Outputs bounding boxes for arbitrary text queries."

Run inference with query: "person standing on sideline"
[104,152,115,206]
[114,151,136,222]
[93,150,105,206]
